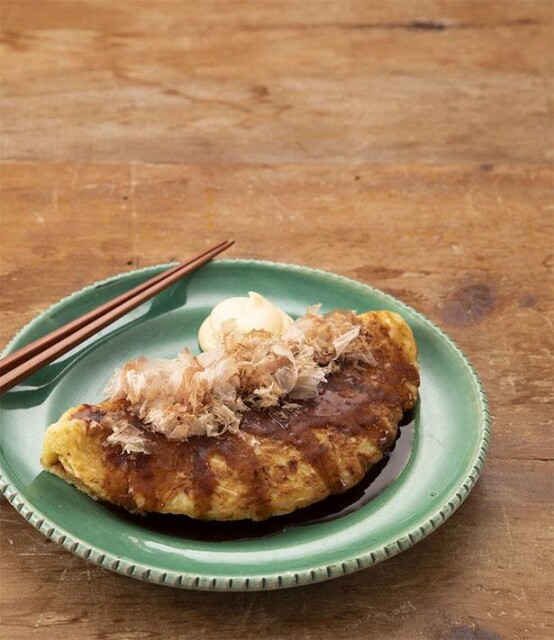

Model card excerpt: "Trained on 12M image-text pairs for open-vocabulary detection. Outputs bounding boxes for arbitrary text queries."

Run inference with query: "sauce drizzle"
[104,410,415,541]
[73,320,419,529]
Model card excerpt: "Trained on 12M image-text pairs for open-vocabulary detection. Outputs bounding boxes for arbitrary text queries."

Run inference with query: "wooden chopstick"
[0,240,230,377]
[0,240,234,394]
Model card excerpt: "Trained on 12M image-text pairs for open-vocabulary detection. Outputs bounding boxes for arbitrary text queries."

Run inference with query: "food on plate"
[41,300,419,521]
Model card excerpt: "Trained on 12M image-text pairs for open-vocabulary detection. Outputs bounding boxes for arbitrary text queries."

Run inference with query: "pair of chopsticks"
[0,240,234,394]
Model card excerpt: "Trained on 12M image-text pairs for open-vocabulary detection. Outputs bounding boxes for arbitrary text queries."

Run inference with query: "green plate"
[0,260,490,590]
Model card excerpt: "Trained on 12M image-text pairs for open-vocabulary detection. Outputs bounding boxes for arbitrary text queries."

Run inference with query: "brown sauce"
[74,321,419,535]
[103,409,415,541]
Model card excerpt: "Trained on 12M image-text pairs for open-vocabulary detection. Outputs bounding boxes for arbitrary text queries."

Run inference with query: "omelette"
[41,309,419,521]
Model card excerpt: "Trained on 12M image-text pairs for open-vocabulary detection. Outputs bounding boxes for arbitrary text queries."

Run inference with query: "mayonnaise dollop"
[198,291,293,351]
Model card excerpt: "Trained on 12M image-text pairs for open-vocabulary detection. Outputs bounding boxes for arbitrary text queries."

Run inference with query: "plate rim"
[0,258,491,591]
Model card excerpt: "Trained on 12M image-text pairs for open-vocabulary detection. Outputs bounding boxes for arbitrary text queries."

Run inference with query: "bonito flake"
[104,307,376,451]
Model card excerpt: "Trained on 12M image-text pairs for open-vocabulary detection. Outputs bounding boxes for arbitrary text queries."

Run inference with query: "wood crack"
[239,18,539,32]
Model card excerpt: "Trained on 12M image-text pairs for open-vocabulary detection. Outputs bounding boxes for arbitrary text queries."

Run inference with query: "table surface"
[1,1,552,639]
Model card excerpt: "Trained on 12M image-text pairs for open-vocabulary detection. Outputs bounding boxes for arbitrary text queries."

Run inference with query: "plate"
[0,260,490,590]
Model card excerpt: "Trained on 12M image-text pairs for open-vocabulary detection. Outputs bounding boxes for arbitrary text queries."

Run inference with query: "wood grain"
[1,1,553,164]
[1,1,553,639]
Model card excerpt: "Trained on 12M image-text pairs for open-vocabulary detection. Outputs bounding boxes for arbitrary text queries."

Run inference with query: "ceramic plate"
[0,260,490,590]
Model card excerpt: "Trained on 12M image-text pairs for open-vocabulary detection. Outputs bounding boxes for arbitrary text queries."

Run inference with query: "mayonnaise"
[198,291,293,351]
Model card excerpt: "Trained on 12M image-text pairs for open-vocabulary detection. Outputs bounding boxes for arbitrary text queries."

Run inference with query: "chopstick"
[0,240,234,394]
[0,239,231,376]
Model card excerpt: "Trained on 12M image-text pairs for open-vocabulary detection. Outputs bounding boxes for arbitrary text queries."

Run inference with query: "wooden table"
[1,2,552,638]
